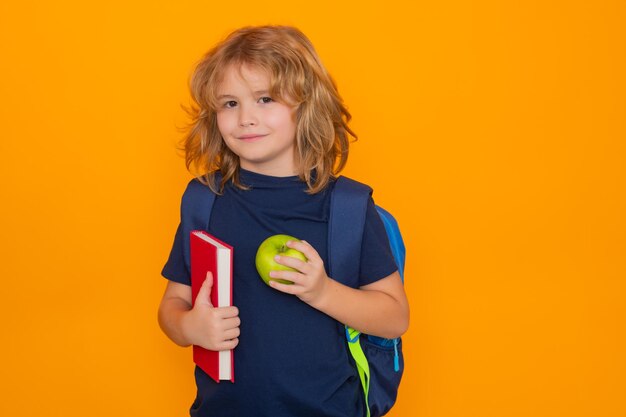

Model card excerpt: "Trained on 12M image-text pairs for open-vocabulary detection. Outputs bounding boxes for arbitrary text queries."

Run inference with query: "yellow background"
[1,1,624,416]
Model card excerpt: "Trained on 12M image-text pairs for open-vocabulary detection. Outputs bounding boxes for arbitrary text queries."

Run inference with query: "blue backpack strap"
[327,176,372,288]
[330,176,405,417]
[180,176,219,269]
[374,206,406,281]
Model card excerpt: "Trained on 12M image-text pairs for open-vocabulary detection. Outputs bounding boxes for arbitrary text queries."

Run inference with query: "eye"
[259,96,273,104]
[223,100,238,109]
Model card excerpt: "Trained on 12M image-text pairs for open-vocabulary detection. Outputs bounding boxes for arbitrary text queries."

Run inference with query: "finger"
[221,316,241,330]
[196,271,214,307]
[286,240,321,262]
[215,305,239,319]
[269,270,303,285]
[224,338,239,350]
[215,338,239,351]
[274,254,307,271]
[223,327,240,340]
[269,279,300,295]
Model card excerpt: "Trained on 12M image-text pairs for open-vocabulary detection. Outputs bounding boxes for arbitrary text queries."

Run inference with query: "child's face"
[216,64,298,177]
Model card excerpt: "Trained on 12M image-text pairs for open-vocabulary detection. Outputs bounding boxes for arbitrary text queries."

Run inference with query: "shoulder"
[181,173,224,202]
[333,176,373,194]
[181,178,212,203]
[183,177,210,194]
[329,176,377,226]
[328,176,373,220]
[178,177,219,223]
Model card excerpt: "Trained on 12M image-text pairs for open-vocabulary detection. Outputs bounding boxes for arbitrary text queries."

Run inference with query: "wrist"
[179,309,197,347]
[307,276,333,311]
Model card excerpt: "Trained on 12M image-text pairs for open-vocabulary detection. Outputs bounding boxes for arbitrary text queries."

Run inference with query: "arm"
[268,240,409,339]
[158,273,240,351]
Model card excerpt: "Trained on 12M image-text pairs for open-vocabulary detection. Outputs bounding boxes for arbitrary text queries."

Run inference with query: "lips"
[238,133,267,142]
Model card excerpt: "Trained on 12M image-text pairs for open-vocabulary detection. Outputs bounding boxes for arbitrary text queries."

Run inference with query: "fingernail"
[274,255,281,261]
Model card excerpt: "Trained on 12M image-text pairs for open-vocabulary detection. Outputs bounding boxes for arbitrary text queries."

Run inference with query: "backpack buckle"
[345,326,361,343]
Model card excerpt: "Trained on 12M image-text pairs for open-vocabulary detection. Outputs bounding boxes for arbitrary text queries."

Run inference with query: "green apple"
[255,234,307,285]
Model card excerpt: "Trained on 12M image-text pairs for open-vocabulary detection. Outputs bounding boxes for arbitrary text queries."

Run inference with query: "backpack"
[329,176,405,417]
[179,174,405,417]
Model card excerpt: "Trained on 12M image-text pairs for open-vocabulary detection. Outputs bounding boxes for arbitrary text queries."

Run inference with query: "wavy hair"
[182,25,356,194]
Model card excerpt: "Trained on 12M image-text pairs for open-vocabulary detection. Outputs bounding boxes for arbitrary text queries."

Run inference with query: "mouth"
[238,134,267,142]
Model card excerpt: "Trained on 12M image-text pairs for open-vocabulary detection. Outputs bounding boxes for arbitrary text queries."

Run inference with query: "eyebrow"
[216,90,270,100]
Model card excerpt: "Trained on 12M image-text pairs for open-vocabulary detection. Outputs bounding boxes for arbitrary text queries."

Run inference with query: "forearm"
[311,277,409,339]
[267,241,410,338]
[158,296,193,347]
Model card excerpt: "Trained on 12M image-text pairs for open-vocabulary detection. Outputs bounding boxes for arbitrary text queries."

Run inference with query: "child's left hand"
[268,240,329,306]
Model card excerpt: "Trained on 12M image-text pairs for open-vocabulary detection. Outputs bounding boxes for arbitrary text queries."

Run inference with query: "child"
[158,25,409,417]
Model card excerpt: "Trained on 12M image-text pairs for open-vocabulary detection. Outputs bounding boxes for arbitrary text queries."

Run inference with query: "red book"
[190,230,234,383]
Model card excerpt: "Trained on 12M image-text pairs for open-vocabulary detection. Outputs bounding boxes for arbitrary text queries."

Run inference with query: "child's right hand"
[183,272,240,351]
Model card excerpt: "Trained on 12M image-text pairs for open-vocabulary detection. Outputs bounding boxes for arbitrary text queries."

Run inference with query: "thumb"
[196,271,214,307]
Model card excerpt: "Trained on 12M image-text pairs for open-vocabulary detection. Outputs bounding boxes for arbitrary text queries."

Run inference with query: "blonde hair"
[182,25,356,194]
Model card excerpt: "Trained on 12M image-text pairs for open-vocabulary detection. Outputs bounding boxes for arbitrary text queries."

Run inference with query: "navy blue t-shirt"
[162,169,397,417]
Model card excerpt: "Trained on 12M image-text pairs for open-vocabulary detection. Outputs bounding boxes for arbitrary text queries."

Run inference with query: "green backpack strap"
[346,326,371,417]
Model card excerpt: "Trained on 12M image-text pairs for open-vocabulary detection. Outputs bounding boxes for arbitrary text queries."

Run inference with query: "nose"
[239,105,257,127]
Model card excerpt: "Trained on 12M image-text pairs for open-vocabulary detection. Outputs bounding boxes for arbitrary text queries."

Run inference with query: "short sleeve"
[161,222,191,285]
[358,198,399,286]
[161,178,215,286]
